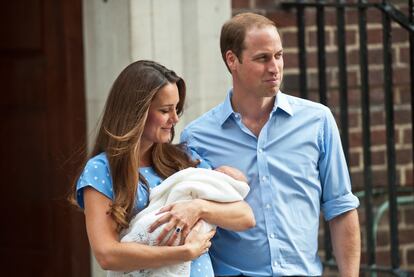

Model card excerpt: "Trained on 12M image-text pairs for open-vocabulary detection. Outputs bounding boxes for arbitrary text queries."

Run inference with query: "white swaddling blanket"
[108,167,250,277]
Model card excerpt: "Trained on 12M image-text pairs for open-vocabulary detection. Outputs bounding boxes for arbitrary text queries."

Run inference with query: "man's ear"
[225,50,238,72]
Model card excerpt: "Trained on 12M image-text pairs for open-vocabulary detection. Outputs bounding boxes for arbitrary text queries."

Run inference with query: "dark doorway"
[0,0,90,276]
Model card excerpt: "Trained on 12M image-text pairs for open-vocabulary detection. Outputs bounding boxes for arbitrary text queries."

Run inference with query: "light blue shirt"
[76,151,214,277]
[181,90,360,276]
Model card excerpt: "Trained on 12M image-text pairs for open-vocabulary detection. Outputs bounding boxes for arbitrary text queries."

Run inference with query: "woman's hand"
[148,199,205,245]
[83,188,215,270]
[183,221,216,259]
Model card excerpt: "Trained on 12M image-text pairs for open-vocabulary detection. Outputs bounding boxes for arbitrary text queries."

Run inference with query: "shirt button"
[273,261,278,267]
[258,148,263,153]
[269,233,275,239]
[265,204,271,209]
[262,176,267,181]
[234,114,240,119]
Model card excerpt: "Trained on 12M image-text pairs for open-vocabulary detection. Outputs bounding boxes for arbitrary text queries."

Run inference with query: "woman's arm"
[149,166,255,245]
[149,199,255,245]
[83,187,214,271]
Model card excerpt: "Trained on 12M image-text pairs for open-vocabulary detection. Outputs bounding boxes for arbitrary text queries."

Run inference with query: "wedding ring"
[175,227,182,233]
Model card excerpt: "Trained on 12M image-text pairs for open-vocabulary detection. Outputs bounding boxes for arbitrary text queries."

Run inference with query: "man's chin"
[264,87,279,97]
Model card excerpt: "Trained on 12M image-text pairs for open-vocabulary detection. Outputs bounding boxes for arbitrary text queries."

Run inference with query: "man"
[181,12,360,276]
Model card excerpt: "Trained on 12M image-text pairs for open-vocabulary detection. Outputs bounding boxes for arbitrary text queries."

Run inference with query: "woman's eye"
[160,109,169,114]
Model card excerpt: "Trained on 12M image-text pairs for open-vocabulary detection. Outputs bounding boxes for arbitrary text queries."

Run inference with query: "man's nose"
[268,57,278,73]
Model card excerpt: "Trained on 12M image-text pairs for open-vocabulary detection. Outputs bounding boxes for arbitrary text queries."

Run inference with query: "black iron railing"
[280,1,414,276]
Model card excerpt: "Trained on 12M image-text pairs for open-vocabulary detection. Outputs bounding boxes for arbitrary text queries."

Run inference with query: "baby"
[214,165,248,183]
[108,166,249,277]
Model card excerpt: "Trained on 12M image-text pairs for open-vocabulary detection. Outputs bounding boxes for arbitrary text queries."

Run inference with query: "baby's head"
[214,166,248,183]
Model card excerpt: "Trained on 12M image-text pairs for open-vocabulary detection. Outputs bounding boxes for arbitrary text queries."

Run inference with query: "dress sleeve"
[189,149,212,170]
[76,154,113,209]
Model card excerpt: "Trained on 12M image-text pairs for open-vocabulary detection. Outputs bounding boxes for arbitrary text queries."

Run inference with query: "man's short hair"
[220,12,276,71]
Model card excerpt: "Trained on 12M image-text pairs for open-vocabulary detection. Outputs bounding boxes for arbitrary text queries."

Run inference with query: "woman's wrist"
[178,243,198,261]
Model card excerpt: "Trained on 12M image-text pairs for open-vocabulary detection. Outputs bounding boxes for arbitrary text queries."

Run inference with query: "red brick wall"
[231,0,414,274]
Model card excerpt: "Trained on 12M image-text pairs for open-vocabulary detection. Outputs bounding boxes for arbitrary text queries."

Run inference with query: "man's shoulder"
[283,93,332,117]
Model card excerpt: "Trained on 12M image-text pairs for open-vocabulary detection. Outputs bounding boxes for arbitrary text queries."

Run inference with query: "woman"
[70,60,255,276]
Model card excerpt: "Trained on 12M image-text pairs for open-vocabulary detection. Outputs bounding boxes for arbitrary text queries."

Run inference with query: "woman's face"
[141,82,180,148]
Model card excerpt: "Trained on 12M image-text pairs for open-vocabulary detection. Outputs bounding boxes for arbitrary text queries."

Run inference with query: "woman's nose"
[171,110,179,123]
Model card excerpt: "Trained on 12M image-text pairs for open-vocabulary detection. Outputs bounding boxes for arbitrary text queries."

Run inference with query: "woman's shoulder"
[76,152,113,208]
[85,152,109,168]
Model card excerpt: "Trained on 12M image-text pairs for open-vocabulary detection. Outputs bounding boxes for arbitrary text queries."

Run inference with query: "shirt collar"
[218,89,293,126]
[218,89,236,126]
[273,90,293,116]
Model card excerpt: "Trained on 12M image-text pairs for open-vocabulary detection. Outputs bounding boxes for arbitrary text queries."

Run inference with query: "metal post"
[317,0,327,105]
[336,0,350,164]
[358,0,376,273]
[297,0,308,99]
[381,0,400,270]
[409,0,414,190]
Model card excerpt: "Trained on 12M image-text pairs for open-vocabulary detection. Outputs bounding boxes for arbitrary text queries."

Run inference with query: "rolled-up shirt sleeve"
[319,109,359,221]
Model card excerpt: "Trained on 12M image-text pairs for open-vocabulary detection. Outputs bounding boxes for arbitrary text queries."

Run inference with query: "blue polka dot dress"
[76,151,214,277]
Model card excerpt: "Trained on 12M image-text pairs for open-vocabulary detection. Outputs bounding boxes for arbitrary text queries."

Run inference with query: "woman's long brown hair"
[70,60,198,232]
